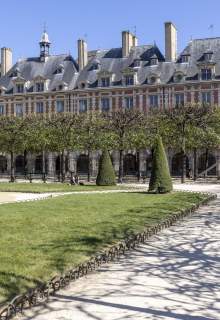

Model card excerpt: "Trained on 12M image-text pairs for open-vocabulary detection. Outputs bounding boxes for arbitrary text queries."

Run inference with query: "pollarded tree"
[163,104,216,183]
[149,135,173,193]
[48,113,81,182]
[77,112,107,182]
[0,116,27,182]
[96,148,116,186]
[105,109,144,183]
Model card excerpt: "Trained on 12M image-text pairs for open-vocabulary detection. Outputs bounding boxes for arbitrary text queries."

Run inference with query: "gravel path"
[16,183,220,320]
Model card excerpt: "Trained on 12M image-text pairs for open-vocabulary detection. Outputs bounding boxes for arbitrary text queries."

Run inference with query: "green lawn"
[0,182,135,193]
[0,191,208,305]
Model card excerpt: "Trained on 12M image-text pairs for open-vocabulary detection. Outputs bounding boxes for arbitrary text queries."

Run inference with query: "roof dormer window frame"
[204,51,213,62]
[98,70,113,88]
[122,68,136,86]
[150,56,158,66]
[173,71,185,83]
[181,54,190,63]
[148,73,160,85]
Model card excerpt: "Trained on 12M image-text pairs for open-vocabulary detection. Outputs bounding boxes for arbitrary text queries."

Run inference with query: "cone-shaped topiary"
[96,149,116,186]
[148,135,173,193]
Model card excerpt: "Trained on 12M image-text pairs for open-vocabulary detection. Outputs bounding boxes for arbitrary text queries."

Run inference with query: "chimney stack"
[122,31,136,57]
[1,47,12,76]
[78,39,88,71]
[165,22,177,62]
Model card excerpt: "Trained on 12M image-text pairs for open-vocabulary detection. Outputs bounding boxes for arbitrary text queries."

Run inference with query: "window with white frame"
[101,98,110,111]
[181,55,190,63]
[79,99,87,113]
[124,75,134,86]
[56,100,64,113]
[202,92,211,105]
[149,95,159,108]
[16,104,23,117]
[101,77,110,87]
[175,93,184,107]
[0,105,4,115]
[204,52,212,61]
[16,83,24,93]
[201,68,212,80]
[124,96,133,109]
[36,102,44,113]
[36,82,44,92]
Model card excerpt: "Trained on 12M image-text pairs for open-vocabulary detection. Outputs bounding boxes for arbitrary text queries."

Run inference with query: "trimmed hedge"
[149,135,173,193]
[96,149,116,186]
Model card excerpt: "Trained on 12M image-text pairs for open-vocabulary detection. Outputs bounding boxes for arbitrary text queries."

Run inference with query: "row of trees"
[0,103,220,183]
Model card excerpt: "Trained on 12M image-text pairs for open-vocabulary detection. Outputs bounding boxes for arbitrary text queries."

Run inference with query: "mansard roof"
[2,37,220,94]
[0,54,78,92]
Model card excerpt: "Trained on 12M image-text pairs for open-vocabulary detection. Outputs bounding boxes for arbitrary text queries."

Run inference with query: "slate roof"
[0,54,79,92]
[1,37,220,94]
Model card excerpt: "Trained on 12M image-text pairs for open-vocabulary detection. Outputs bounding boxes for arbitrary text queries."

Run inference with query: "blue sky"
[1,0,220,62]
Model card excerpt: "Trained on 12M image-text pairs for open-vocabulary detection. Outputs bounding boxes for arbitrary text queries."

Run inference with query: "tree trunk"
[61,150,66,183]
[193,148,197,181]
[87,150,91,182]
[10,151,15,182]
[118,150,123,183]
[24,150,28,179]
[205,148,209,179]
[136,151,140,182]
[42,150,46,183]
[181,136,186,184]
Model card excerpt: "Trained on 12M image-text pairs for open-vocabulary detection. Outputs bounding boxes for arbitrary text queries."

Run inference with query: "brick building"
[0,22,219,179]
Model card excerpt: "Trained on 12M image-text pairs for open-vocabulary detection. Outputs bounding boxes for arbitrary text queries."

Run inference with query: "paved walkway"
[17,183,220,320]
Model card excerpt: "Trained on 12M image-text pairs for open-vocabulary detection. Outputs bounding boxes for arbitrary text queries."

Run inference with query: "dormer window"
[125,75,134,86]
[174,72,184,83]
[79,82,86,89]
[16,83,24,93]
[91,63,100,71]
[54,65,64,74]
[150,76,157,84]
[133,59,141,68]
[181,55,190,63]
[101,77,110,87]
[58,85,63,91]
[36,82,44,92]
[150,55,158,66]
[204,52,213,62]
[201,68,212,80]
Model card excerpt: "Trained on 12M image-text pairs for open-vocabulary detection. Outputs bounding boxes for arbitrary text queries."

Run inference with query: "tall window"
[36,102,44,113]
[16,104,23,117]
[175,93,184,107]
[202,92,211,105]
[125,75,134,86]
[101,77,110,87]
[56,100,64,113]
[201,68,212,80]
[124,96,133,109]
[16,84,24,93]
[36,82,44,92]
[79,99,87,113]
[0,105,4,115]
[149,95,159,108]
[101,98,110,112]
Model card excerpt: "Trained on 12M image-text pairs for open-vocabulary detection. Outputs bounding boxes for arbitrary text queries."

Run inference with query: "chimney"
[78,39,88,71]
[132,34,138,47]
[165,22,177,62]
[1,47,12,76]
[122,31,134,57]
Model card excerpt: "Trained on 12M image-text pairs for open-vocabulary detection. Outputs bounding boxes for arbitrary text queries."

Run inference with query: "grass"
[0,182,135,193]
[0,191,208,305]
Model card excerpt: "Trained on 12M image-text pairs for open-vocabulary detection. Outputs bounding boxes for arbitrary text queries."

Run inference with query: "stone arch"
[171,152,189,176]
[77,154,89,174]
[35,155,48,174]
[0,155,7,173]
[123,153,137,176]
[15,155,25,174]
[198,152,216,176]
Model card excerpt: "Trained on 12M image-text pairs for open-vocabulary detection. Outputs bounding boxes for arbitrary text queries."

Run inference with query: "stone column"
[68,151,77,173]
[48,152,55,178]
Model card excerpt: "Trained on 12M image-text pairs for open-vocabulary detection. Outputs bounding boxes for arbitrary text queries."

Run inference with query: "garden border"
[0,191,216,320]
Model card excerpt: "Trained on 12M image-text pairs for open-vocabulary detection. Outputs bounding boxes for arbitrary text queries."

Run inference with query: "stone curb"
[0,192,216,320]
